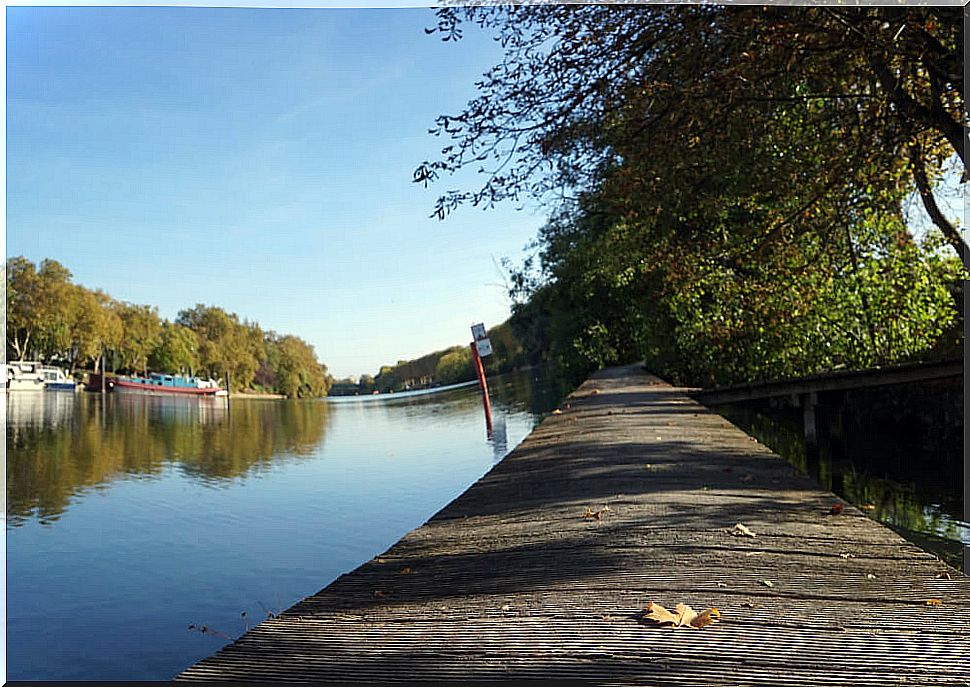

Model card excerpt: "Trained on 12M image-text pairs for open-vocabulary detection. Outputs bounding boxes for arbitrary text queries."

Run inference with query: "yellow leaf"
[730,522,756,537]
[641,602,720,629]
[690,608,721,629]
[582,505,611,520]
[642,602,680,626]
[926,599,943,606]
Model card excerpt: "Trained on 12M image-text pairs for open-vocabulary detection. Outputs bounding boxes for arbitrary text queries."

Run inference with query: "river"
[5,367,572,680]
[6,367,964,679]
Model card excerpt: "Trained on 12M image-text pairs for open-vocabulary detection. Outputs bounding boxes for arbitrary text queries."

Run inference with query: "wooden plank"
[178,364,969,684]
[692,358,960,405]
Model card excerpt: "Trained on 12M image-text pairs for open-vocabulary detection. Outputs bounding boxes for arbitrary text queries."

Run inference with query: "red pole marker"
[470,341,493,434]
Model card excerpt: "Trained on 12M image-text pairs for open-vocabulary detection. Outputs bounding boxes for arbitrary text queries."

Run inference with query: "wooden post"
[470,342,493,434]
[100,350,106,394]
[801,391,818,446]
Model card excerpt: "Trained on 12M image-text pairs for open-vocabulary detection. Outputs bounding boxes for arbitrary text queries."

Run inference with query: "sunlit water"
[5,368,572,680]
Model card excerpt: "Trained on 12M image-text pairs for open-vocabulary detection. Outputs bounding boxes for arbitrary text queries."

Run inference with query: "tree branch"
[909,144,970,269]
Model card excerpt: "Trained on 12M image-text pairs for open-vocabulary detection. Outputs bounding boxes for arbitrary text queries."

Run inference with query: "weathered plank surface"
[178,364,969,685]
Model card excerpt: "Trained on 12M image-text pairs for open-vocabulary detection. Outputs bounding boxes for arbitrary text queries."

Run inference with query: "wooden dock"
[179,364,969,685]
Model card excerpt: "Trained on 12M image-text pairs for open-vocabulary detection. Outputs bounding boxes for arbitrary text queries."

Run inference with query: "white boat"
[40,365,79,391]
[2,362,78,391]
[3,361,46,391]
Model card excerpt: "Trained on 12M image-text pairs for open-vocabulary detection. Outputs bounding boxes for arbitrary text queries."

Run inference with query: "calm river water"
[5,368,572,680]
[7,368,964,679]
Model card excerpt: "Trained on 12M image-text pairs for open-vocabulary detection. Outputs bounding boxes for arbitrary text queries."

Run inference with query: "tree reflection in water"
[6,392,331,524]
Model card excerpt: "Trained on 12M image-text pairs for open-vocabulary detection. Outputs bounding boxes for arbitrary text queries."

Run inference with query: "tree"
[268,335,332,398]
[149,323,200,374]
[434,347,474,385]
[115,302,163,373]
[66,286,122,372]
[415,5,964,385]
[176,304,264,388]
[6,256,40,360]
[417,6,965,264]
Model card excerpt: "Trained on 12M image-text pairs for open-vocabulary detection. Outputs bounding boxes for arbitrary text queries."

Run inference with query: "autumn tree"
[149,322,200,375]
[418,5,965,384]
[115,302,163,374]
[417,6,964,260]
[266,334,332,398]
[67,286,123,372]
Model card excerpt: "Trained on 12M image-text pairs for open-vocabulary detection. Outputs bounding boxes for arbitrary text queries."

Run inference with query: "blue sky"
[6,6,546,379]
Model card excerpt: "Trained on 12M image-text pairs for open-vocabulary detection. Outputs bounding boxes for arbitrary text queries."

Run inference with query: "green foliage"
[265,334,332,398]
[4,257,334,397]
[175,305,266,390]
[114,302,163,374]
[149,323,199,375]
[434,347,474,385]
[416,6,965,387]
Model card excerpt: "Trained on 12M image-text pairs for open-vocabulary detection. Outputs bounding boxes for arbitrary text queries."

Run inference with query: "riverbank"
[229,389,286,400]
[179,363,969,684]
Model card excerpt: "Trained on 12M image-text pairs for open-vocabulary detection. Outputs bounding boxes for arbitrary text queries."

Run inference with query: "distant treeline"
[330,321,538,395]
[6,257,334,398]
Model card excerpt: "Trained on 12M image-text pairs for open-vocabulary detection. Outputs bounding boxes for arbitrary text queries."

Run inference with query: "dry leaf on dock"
[582,505,611,520]
[730,522,756,537]
[925,599,943,606]
[640,602,720,629]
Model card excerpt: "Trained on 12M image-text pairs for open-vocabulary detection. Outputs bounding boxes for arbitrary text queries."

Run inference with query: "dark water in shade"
[5,367,573,680]
[715,377,966,570]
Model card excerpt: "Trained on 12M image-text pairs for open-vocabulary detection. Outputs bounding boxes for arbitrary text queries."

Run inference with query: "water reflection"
[716,377,965,569]
[6,393,331,525]
[6,366,572,529]
[6,366,573,681]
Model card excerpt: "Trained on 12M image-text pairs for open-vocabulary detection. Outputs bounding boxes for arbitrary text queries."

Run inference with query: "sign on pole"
[471,323,492,357]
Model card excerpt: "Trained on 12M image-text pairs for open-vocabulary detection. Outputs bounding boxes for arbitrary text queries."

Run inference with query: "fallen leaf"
[374,557,387,564]
[582,505,611,520]
[866,573,877,580]
[839,553,854,559]
[936,571,952,580]
[640,602,720,629]
[689,608,721,629]
[829,503,845,515]
[716,582,728,588]
[551,409,563,415]
[762,580,774,588]
[926,599,943,606]
[860,503,876,511]
[730,522,756,537]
